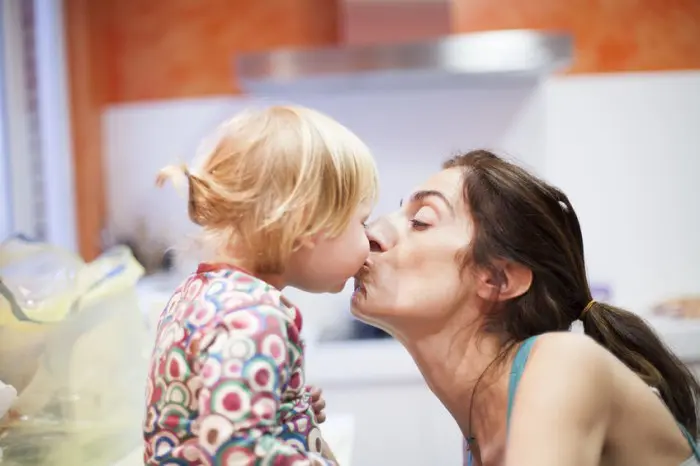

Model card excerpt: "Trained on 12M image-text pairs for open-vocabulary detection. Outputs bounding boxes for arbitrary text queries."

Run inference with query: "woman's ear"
[475,261,533,301]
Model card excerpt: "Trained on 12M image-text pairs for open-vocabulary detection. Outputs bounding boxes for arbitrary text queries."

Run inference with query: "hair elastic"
[580,300,596,320]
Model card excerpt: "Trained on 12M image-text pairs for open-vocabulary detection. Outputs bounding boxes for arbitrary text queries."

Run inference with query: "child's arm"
[194,301,336,465]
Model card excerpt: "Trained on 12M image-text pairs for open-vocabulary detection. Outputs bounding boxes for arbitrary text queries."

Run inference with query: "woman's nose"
[365,217,397,253]
[365,223,384,252]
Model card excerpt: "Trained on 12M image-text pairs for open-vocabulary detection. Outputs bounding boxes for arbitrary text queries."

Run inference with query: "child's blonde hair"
[157,105,379,274]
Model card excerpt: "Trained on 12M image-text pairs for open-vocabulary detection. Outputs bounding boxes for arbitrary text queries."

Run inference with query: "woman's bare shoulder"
[506,332,613,465]
[516,331,613,415]
[529,331,641,385]
[530,331,613,369]
[518,332,616,421]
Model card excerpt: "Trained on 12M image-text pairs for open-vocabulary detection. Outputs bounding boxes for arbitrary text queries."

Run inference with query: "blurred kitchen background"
[1,0,700,464]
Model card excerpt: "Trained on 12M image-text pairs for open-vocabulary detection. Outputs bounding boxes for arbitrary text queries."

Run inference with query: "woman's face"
[352,167,476,329]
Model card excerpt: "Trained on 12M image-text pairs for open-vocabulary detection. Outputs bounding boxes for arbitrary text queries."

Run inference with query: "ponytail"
[156,163,230,228]
[582,301,700,437]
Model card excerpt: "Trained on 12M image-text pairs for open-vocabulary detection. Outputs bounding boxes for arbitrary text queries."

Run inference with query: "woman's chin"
[351,306,375,327]
[350,302,395,336]
[350,290,364,310]
[350,289,370,318]
[350,290,385,325]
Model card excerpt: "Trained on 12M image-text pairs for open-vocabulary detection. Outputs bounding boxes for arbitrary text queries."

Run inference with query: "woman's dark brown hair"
[445,149,700,437]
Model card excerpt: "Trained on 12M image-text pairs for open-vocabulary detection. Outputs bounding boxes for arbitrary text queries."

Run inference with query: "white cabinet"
[319,381,462,466]
[306,340,463,466]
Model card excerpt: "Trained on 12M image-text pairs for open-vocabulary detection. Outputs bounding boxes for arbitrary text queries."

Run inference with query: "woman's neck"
[398,320,511,464]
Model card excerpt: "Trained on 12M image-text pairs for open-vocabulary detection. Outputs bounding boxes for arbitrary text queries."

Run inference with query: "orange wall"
[343,2,450,45]
[64,0,339,259]
[107,1,338,102]
[452,0,700,73]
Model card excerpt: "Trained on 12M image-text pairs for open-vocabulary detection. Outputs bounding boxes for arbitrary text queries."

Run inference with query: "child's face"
[287,202,373,294]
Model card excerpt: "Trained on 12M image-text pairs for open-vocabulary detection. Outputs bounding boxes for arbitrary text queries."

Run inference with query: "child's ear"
[295,232,320,249]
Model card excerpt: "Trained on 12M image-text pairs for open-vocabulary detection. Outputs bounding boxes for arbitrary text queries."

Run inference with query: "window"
[0,0,76,250]
[0,5,11,241]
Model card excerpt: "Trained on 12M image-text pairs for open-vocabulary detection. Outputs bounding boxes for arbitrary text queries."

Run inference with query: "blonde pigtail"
[156,163,190,192]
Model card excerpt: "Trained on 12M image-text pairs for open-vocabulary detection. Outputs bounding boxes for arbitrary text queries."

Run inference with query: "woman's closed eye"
[410,207,437,231]
[410,219,430,230]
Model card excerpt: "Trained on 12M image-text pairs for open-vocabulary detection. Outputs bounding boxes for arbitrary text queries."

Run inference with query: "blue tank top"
[464,336,700,465]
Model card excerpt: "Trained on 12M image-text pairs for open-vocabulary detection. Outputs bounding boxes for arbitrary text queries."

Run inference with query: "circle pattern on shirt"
[261,333,286,366]
[225,335,256,360]
[184,277,205,300]
[244,355,278,392]
[158,403,190,436]
[251,392,277,422]
[222,308,263,336]
[198,413,234,454]
[220,444,256,465]
[165,348,189,383]
[201,356,223,386]
[210,380,251,423]
[144,268,323,464]
[166,381,191,407]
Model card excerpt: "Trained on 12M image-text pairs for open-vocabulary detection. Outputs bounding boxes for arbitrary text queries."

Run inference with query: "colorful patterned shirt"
[143,263,333,465]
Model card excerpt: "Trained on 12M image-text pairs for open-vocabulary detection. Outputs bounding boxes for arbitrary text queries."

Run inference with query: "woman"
[352,150,700,466]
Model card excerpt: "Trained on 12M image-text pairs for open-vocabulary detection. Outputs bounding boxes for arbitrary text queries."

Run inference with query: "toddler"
[144,105,378,465]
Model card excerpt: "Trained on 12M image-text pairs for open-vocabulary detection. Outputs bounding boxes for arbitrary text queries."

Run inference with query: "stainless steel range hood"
[235,30,573,95]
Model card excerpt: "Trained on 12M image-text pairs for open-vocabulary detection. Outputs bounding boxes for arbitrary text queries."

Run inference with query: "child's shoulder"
[175,264,300,335]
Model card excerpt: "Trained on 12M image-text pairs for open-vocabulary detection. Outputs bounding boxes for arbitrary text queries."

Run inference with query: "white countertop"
[304,317,700,386]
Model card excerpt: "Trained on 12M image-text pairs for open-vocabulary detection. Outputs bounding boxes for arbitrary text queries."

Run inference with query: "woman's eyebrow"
[400,190,455,214]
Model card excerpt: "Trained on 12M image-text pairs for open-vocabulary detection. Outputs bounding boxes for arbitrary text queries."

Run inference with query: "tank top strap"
[464,336,539,465]
[679,424,700,460]
[506,335,539,433]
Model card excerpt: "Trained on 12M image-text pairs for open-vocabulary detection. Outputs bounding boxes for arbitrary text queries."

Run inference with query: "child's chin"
[326,281,347,294]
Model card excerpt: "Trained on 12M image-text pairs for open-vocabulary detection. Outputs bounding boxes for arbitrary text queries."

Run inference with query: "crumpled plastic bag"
[0,237,148,466]
[0,379,17,464]
[0,380,17,420]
